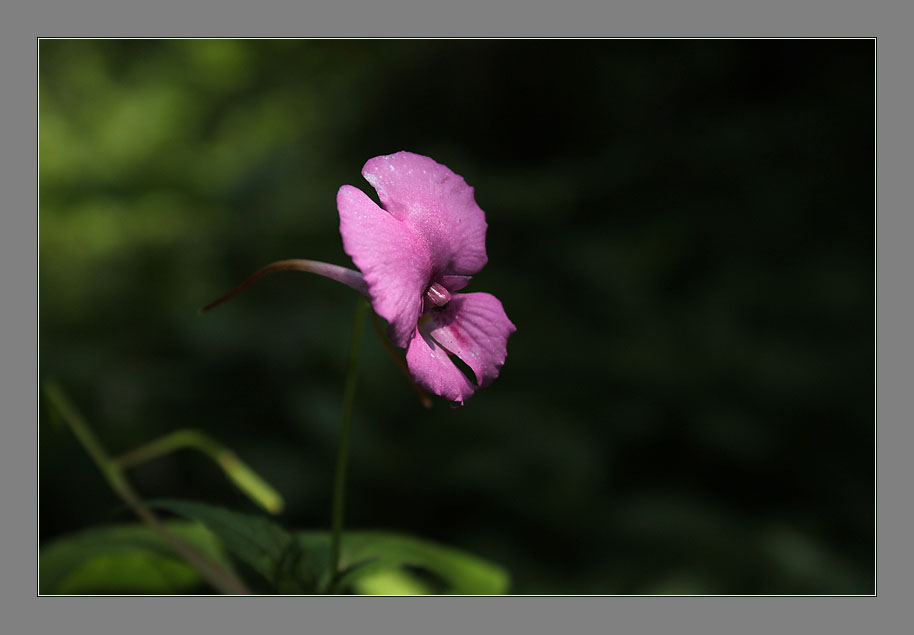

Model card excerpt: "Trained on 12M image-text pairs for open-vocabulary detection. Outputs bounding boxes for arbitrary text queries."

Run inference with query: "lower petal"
[406,328,476,406]
[424,292,516,390]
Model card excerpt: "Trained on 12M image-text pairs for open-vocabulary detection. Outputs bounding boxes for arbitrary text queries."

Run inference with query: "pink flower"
[201,151,515,406]
[338,152,516,405]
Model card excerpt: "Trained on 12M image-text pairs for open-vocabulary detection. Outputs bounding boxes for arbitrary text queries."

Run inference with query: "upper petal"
[337,184,432,348]
[405,328,477,406]
[362,152,488,277]
[423,292,516,390]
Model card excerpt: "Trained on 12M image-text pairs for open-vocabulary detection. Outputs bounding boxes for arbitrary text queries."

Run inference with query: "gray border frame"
[9,2,889,633]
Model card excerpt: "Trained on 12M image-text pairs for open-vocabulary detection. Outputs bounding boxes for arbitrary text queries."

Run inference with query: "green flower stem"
[42,383,250,595]
[113,429,285,514]
[330,298,369,581]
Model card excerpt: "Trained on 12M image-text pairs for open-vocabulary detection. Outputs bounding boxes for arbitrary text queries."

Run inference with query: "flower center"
[424,282,451,308]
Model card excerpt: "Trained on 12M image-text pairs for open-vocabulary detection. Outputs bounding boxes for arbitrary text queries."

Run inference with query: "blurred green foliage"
[39,521,232,594]
[40,40,873,594]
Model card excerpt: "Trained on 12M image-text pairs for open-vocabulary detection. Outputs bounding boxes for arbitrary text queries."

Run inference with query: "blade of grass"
[113,429,284,514]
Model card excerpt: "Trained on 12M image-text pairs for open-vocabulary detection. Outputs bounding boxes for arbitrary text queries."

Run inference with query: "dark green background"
[39,39,874,594]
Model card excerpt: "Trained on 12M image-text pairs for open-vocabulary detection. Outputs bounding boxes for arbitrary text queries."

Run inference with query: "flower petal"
[405,328,476,406]
[440,275,473,292]
[337,184,432,348]
[424,292,516,390]
[362,152,488,277]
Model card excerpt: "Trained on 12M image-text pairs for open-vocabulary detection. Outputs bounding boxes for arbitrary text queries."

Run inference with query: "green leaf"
[149,499,314,593]
[40,521,231,594]
[348,567,437,595]
[298,531,511,595]
[329,557,389,593]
